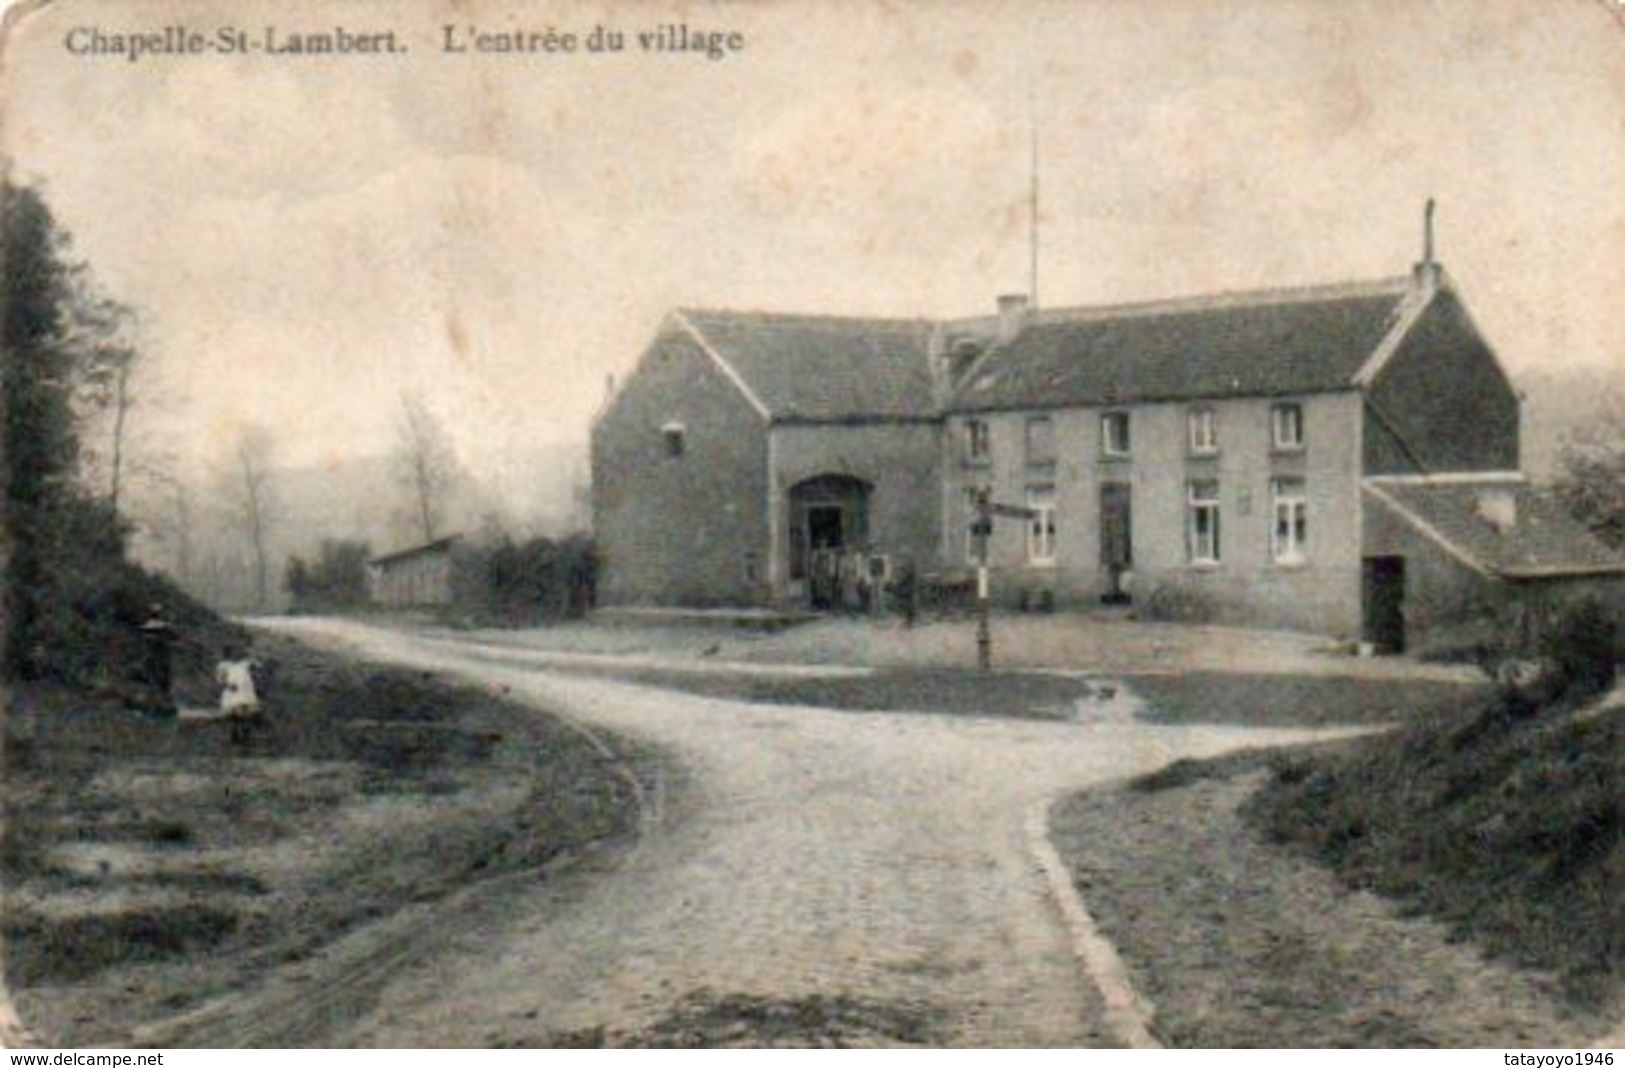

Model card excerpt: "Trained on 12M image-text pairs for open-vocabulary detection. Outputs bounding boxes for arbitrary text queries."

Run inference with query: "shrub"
[1539,596,1617,703]
[1141,582,1216,624]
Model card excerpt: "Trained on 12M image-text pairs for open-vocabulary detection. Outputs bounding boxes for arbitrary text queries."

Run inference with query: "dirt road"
[235,618,1337,1047]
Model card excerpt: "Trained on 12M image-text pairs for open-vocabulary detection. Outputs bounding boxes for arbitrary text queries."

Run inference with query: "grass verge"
[4,632,653,1043]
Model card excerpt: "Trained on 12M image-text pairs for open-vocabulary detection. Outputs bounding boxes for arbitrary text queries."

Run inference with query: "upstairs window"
[1271,403,1304,451]
[1187,407,1218,455]
[1187,479,1221,564]
[661,421,686,458]
[965,419,992,466]
[1101,411,1131,458]
[1025,415,1056,469]
[1026,484,1057,565]
[1271,477,1308,563]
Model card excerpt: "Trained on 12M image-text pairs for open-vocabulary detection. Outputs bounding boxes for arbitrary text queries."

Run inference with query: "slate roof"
[952,279,1413,412]
[679,310,937,422]
[1365,479,1625,578]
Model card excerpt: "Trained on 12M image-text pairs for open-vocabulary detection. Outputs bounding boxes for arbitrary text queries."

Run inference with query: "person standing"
[215,646,262,745]
[137,604,178,717]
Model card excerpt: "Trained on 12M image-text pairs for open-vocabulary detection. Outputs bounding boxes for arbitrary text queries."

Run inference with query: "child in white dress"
[215,647,261,743]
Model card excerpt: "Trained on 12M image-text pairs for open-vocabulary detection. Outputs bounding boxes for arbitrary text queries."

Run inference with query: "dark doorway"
[788,475,872,608]
[1362,556,1406,654]
[1100,482,1133,604]
[807,506,845,553]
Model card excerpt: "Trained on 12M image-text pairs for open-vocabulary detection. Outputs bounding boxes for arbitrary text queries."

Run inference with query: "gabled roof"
[952,278,1415,412]
[676,309,937,422]
[1364,478,1625,579]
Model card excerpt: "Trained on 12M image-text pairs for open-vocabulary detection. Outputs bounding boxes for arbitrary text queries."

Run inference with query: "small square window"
[1101,411,1131,458]
[661,421,686,457]
[1187,408,1218,455]
[1271,403,1304,451]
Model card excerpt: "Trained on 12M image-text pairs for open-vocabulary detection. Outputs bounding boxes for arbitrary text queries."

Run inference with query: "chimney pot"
[996,293,1030,343]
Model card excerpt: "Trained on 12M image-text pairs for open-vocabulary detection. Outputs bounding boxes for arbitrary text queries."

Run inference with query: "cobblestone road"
[267,619,1328,1047]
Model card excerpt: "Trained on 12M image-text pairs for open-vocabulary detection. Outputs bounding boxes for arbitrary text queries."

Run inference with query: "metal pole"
[976,501,992,672]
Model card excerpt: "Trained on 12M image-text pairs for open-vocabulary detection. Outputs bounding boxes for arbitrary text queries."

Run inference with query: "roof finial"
[1423,197,1436,266]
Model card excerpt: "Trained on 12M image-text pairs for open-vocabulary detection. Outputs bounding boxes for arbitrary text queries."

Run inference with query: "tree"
[1552,401,1625,551]
[229,425,277,611]
[2,182,135,677]
[286,540,371,612]
[393,392,456,543]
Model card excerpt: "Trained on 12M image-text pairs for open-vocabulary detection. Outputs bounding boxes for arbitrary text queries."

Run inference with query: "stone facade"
[768,421,942,600]
[592,326,771,606]
[945,392,1366,634]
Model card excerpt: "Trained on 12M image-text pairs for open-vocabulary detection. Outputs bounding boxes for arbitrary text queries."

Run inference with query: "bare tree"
[230,425,277,610]
[394,392,457,543]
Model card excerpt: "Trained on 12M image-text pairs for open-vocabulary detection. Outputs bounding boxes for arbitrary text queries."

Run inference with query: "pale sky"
[4,0,1620,484]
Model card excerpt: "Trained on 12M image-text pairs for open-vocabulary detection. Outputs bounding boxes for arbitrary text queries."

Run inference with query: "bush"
[447,534,597,625]
[286,540,371,613]
[1540,596,1617,703]
[1140,582,1217,624]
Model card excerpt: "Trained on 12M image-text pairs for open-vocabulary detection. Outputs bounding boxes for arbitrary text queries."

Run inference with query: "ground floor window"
[1271,476,1307,563]
[1027,484,1057,565]
[1187,479,1221,564]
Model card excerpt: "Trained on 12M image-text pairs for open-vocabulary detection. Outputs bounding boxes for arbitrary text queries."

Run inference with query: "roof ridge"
[937,275,1413,333]
[1027,276,1413,326]
[678,307,934,330]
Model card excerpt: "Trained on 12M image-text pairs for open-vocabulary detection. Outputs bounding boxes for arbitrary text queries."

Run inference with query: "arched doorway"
[788,475,871,608]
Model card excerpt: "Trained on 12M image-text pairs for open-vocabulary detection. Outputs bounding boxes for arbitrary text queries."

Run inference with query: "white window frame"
[1025,415,1056,469]
[965,419,991,466]
[1187,407,1218,455]
[1271,477,1308,563]
[964,484,990,564]
[1271,402,1304,451]
[1026,484,1057,566]
[1101,410,1131,458]
[1186,479,1221,565]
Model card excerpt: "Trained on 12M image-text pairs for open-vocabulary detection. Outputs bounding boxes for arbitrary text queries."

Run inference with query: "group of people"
[806,549,918,624]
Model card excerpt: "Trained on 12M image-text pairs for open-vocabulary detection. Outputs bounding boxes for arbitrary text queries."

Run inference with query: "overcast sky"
[4,0,1620,485]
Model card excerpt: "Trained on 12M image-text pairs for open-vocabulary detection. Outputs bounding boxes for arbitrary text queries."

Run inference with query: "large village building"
[591,251,1623,652]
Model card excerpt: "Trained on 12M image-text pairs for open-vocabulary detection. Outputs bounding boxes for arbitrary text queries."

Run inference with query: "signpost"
[973,498,1038,672]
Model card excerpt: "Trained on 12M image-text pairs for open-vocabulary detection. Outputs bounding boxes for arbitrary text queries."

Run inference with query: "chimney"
[1475,488,1517,535]
[1412,197,1440,290]
[996,293,1030,344]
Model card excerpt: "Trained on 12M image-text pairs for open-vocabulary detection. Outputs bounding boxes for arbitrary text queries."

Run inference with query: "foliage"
[1246,695,1620,1008]
[286,540,372,613]
[1537,595,1617,704]
[1551,406,1625,551]
[448,534,597,624]
[2,181,227,686]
